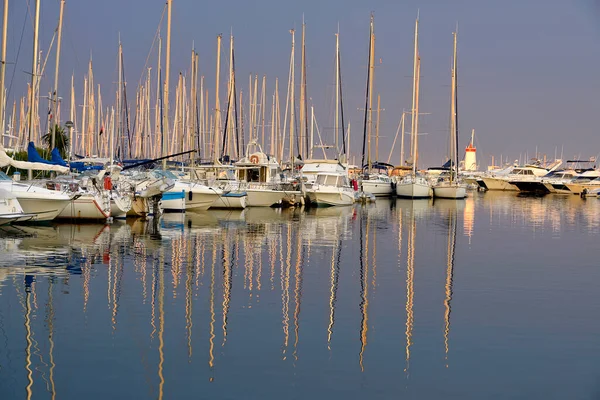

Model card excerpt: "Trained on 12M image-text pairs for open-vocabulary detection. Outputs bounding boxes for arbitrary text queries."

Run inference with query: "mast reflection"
[359,210,370,372]
[443,206,458,367]
[405,205,416,376]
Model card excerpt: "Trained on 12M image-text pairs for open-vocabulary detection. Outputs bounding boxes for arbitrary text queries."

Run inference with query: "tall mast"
[399,111,406,166]
[115,41,122,166]
[51,0,65,149]
[260,75,266,149]
[375,94,380,162]
[27,0,41,145]
[450,30,457,182]
[0,0,8,142]
[289,29,295,161]
[410,14,419,175]
[214,34,222,163]
[361,15,374,171]
[367,15,375,170]
[226,34,234,158]
[270,88,275,155]
[69,74,74,158]
[414,56,421,172]
[335,26,339,153]
[299,17,307,159]
[163,0,172,166]
[156,36,162,160]
[453,29,459,180]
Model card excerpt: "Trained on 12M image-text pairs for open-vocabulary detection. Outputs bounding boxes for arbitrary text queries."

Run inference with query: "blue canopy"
[50,148,68,166]
[27,142,52,164]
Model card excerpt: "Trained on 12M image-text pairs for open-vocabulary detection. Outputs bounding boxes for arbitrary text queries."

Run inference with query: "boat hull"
[19,197,71,221]
[510,180,550,194]
[361,180,394,196]
[57,194,110,220]
[210,192,247,209]
[110,195,132,219]
[396,182,433,199]
[307,189,354,207]
[480,177,518,191]
[433,184,467,199]
[246,189,301,207]
[162,187,220,212]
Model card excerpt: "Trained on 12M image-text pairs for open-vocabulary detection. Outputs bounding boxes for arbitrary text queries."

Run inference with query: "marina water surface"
[0,192,599,399]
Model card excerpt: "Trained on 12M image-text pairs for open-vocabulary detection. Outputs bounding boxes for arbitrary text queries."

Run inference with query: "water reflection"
[443,204,458,367]
[0,193,599,399]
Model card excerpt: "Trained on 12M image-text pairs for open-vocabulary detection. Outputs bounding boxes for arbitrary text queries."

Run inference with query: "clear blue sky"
[4,0,600,167]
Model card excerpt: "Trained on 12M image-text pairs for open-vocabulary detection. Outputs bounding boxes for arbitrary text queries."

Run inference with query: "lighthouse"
[464,129,477,171]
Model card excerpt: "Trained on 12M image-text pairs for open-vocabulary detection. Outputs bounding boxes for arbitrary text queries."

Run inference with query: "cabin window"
[249,168,260,182]
[316,175,327,185]
[325,175,338,186]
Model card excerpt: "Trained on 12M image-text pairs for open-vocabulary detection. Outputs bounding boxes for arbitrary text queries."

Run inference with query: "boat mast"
[449,30,457,182]
[156,36,162,160]
[300,17,308,159]
[0,0,8,142]
[414,55,421,173]
[289,28,295,162]
[27,0,41,145]
[367,15,375,171]
[214,34,222,163]
[453,28,460,181]
[360,15,373,171]
[115,40,122,167]
[410,14,419,175]
[69,74,74,158]
[335,25,339,155]
[162,0,172,168]
[51,0,65,149]
[375,94,381,162]
[399,111,406,166]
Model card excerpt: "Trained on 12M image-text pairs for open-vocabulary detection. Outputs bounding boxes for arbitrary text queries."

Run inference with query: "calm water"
[1,192,600,399]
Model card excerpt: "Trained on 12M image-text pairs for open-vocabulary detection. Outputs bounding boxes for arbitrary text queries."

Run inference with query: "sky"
[3,0,600,168]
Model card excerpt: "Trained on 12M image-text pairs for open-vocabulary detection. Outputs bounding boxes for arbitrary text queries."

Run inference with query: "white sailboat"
[433,29,466,199]
[396,15,433,199]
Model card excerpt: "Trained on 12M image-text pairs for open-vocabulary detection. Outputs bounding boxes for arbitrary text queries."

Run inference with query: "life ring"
[249,154,259,164]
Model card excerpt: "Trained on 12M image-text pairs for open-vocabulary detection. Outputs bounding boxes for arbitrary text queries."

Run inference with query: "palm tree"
[42,124,70,159]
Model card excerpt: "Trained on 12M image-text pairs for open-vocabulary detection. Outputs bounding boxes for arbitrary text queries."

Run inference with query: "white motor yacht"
[306,172,354,207]
[0,172,73,221]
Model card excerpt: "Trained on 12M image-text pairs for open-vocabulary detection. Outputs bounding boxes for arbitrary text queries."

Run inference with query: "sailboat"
[433,29,467,199]
[395,15,433,199]
[359,16,393,197]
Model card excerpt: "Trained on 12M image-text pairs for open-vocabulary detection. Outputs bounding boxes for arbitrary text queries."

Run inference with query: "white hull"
[307,189,354,207]
[18,197,71,221]
[433,184,467,199]
[361,180,393,196]
[110,195,132,219]
[210,193,247,209]
[481,177,518,191]
[184,191,220,211]
[396,182,433,198]
[246,189,301,207]
[162,183,221,212]
[58,193,111,220]
[565,182,600,194]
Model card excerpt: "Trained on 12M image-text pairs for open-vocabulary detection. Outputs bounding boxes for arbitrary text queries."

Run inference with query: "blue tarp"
[69,162,103,172]
[50,148,68,166]
[27,142,53,164]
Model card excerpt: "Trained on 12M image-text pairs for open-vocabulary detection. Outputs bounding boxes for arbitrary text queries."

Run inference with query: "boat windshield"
[0,172,11,181]
[151,170,179,180]
[316,174,340,186]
